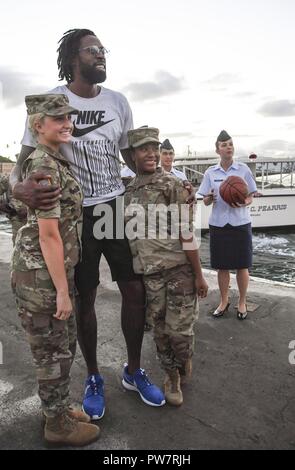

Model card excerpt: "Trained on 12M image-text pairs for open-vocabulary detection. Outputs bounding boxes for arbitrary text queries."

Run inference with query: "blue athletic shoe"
[82,374,105,420]
[122,364,165,407]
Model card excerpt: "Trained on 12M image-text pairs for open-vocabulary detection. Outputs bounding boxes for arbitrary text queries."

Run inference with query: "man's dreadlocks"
[57,28,95,83]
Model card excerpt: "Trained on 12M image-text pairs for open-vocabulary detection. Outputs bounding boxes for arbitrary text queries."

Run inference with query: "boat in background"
[174,154,295,229]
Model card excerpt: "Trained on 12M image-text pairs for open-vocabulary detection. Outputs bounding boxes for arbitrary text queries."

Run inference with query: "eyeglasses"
[78,45,109,56]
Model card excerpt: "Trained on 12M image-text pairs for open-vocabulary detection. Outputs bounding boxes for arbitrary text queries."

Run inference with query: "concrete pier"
[0,231,294,450]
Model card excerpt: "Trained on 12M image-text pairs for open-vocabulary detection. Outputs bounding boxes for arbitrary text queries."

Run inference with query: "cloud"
[208,87,228,93]
[163,132,194,139]
[232,91,256,98]
[202,73,242,93]
[203,73,241,86]
[123,71,186,102]
[234,134,260,138]
[0,66,49,107]
[258,100,295,117]
[256,139,295,156]
[259,139,288,151]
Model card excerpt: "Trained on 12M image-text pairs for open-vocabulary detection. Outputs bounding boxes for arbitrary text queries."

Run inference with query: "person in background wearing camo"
[0,173,27,245]
[124,126,208,406]
[11,93,99,447]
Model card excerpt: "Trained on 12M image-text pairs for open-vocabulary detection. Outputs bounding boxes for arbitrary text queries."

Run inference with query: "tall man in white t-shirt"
[11,29,165,420]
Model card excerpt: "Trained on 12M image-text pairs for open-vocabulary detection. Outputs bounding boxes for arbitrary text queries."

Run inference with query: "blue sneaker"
[82,374,105,420]
[122,364,165,407]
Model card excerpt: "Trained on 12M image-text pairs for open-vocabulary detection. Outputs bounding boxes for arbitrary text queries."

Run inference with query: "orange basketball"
[219,176,248,205]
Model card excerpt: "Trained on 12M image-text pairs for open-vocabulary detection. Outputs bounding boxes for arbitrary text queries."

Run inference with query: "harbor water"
[200,229,295,285]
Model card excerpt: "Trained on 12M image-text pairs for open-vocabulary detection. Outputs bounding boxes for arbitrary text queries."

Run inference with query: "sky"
[1,0,295,160]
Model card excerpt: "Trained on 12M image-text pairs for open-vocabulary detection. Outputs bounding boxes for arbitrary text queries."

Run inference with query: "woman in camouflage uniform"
[11,94,99,447]
[124,127,208,407]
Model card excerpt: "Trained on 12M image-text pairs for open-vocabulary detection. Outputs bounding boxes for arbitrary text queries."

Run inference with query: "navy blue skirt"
[209,223,253,270]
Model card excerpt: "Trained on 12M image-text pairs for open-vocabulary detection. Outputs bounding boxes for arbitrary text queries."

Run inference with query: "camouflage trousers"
[143,264,199,372]
[12,268,77,418]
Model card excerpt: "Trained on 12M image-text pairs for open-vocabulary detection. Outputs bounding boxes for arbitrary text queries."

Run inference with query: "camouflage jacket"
[0,173,27,220]
[0,174,9,194]
[12,144,83,271]
[124,167,194,275]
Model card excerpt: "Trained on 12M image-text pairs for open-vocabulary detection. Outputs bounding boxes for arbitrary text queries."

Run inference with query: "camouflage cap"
[128,126,160,148]
[25,94,78,116]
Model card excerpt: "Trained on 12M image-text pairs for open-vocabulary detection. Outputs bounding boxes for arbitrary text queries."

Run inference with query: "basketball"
[219,176,248,205]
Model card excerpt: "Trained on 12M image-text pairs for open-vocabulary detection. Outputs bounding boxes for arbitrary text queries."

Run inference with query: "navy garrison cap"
[160,139,174,151]
[216,130,232,143]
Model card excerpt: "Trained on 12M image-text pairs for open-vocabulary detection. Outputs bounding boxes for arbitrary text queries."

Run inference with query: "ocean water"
[1,216,294,285]
[252,231,295,284]
[0,217,11,234]
[200,229,295,285]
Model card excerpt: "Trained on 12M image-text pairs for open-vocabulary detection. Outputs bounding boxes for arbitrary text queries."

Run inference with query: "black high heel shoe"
[212,302,230,318]
[237,307,247,320]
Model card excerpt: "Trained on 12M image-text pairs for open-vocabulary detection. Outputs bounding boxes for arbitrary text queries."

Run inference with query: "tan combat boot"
[44,412,100,447]
[179,358,193,385]
[41,406,90,427]
[163,369,183,406]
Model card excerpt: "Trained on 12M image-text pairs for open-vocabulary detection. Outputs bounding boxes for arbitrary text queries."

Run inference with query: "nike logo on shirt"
[72,119,115,137]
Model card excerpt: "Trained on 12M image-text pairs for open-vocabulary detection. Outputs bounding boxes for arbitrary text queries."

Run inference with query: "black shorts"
[75,198,140,293]
[209,223,253,270]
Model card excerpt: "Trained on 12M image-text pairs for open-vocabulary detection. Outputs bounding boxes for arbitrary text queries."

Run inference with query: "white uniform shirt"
[170,167,187,181]
[198,161,257,227]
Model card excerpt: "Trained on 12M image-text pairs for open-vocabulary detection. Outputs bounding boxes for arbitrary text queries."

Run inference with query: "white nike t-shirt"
[21,85,133,206]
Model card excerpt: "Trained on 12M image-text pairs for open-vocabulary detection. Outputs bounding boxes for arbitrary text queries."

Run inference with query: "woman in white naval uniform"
[198,130,257,320]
